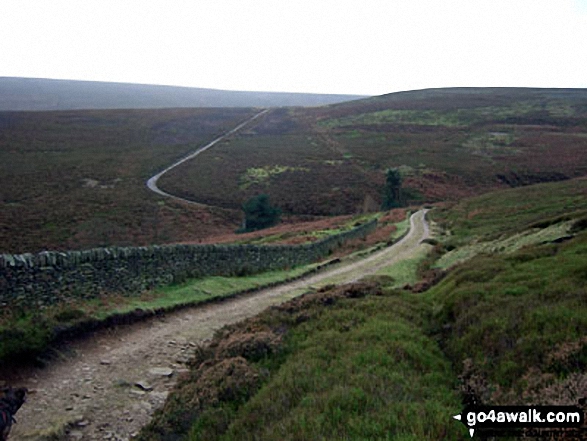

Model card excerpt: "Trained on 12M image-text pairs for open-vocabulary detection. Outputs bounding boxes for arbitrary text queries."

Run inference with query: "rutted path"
[10,210,429,440]
[146,109,269,205]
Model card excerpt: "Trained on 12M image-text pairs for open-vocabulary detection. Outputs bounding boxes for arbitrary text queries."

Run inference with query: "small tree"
[381,168,404,209]
[242,194,281,232]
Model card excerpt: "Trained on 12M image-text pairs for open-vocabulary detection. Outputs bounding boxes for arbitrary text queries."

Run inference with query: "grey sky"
[2,0,586,95]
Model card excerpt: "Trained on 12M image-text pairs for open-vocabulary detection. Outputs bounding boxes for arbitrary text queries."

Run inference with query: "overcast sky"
[2,0,586,96]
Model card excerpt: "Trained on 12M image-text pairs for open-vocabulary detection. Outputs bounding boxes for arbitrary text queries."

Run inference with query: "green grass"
[425,231,587,403]
[0,262,323,363]
[318,108,469,128]
[435,219,575,269]
[214,294,464,440]
[239,165,310,189]
[138,285,467,441]
[375,245,432,287]
[97,264,321,318]
[431,177,587,245]
[391,216,410,240]
[318,99,580,129]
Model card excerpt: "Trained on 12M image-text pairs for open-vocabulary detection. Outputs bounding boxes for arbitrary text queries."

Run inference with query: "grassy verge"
[138,282,467,440]
[0,262,323,364]
[390,214,410,240]
[0,214,411,366]
[234,212,380,246]
[375,245,431,288]
[431,177,587,245]
[435,219,575,269]
[94,264,321,319]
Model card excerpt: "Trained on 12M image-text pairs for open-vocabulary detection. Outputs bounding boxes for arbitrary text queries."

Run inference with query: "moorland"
[1,86,587,439]
[2,87,587,254]
[160,88,587,214]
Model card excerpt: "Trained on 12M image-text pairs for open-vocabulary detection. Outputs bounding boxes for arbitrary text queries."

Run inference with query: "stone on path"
[130,389,146,396]
[148,367,174,377]
[134,381,153,391]
[69,430,84,439]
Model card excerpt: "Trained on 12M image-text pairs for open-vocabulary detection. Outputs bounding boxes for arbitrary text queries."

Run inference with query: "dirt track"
[9,210,429,440]
[146,109,269,205]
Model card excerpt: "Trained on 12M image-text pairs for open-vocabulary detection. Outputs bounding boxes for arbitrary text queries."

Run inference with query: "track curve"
[146,109,269,205]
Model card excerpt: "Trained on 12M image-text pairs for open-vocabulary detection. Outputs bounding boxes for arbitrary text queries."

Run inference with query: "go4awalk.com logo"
[452,405,585,438]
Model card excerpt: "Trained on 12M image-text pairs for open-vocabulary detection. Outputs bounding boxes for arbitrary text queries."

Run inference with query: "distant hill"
[316,86,587,115]
[0,77,367,110]
[158,87,587,214]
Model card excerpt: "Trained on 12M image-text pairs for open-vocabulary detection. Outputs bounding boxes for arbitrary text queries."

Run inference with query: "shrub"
[240,194,281,232]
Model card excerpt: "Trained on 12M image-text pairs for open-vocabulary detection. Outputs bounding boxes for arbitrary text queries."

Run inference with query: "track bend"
[146,109,269,205]
[10,211,429,440]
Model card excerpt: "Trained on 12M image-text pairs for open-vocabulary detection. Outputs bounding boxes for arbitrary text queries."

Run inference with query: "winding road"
[9,210,430,440]
[146,109,269,205]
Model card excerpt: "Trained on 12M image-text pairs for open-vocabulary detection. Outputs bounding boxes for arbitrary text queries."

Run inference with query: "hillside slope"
[2,87,587,253]
[159,87,587,214]
[0,107,255,253]
[0,77,366,110]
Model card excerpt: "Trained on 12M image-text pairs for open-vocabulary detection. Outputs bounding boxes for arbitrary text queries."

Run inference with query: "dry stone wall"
[0,220,376,309]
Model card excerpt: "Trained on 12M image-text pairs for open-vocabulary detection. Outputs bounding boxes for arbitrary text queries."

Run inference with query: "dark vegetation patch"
[496,171,569,187]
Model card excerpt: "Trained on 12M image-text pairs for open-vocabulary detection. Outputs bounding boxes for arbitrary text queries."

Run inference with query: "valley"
[2,88,586,254]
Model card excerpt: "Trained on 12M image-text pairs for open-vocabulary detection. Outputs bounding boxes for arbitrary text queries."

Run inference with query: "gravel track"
[8,210,429,440]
